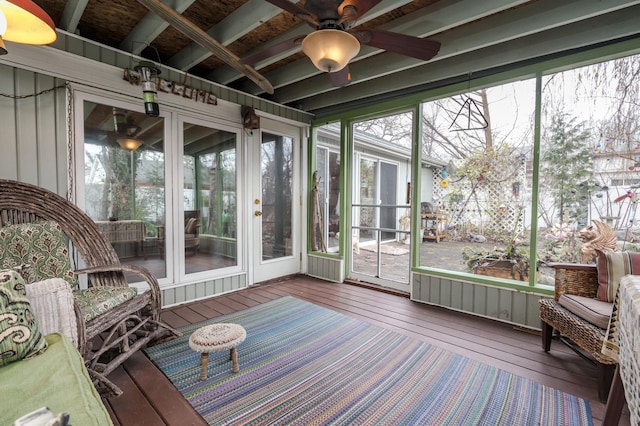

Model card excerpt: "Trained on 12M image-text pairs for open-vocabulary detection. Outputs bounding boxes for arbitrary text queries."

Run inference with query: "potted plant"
[461,206,530,281]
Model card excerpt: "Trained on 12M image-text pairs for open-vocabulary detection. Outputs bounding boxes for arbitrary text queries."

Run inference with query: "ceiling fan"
[241,0,441,87]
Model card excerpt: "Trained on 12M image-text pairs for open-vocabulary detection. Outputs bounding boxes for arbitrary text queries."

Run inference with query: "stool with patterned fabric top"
[189,323,246,380]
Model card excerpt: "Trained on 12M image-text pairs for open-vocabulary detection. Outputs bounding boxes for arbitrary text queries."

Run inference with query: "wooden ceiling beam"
[121,0,196,55]
[136,0,274,94]
[59,0,89,34]
[167,0,285,71]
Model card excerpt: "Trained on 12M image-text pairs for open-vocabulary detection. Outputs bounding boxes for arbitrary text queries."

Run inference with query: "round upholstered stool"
[189,323,247,380]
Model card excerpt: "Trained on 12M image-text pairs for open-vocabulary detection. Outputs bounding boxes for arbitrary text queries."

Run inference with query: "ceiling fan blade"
[263,0,319,27]
[338,0,383,21]
[352,28,441,61]
[329,66,351,88]
[240,35,306,66]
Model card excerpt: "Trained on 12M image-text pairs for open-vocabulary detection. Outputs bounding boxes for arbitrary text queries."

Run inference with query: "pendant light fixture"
[0,0,57,55]
[301,29,360,73]
[117,137,143,151]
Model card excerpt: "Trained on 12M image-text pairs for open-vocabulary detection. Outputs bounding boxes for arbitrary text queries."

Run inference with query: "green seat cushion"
[74,286,138,322]
[0,269,48,367]
[0,221,77,287]
[0,333,113,426]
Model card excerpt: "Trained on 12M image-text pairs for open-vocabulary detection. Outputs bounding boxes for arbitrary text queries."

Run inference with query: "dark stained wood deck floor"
[103,276,630,426]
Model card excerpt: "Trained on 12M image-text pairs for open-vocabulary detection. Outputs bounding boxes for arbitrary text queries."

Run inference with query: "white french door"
[251,120,302,283]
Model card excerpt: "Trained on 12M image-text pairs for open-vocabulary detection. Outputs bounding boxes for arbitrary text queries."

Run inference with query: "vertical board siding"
[307,254,343,283]
[51,32,312,125]
[412,272,547,329]
[160,273,247,307]
[0,64,19,179]
[0,66,68,195]
[16,69,39,184]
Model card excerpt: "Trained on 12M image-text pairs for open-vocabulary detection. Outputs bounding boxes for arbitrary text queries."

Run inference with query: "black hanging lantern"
[112,108,127,134]
[134,61,161,117]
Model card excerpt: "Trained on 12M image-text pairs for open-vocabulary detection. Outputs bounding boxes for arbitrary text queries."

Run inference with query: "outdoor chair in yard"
[539,257,631,403]
[0,179,179,394]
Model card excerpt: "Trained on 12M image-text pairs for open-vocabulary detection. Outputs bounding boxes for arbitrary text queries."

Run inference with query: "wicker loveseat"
[0,179,179,394]
[539,262,617,402]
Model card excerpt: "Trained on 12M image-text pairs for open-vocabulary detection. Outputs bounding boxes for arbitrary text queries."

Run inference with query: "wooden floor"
[103,276,630,426]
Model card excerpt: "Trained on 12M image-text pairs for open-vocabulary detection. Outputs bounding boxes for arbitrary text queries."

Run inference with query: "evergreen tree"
[540,114,596,227]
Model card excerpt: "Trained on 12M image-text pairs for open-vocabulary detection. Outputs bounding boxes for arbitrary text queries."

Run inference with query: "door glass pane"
[351,112,413,285]
[262,132,293,260]
[83,101,166,280]
[359,158,377,244]
[183,123,238,274]
[380,162,398,240]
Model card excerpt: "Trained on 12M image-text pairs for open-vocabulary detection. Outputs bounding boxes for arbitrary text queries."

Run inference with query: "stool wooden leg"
[231,347,239,373]
[200,353,208,380]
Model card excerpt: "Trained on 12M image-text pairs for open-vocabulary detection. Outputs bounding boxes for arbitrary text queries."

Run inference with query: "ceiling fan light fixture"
[117,137,143,151]
[0,0,57,55]
[301,29,359,73]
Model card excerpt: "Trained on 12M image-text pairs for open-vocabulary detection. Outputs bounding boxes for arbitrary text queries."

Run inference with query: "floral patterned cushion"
[0,221,77,287]
[0,269,48,367]
[74,286,138,322]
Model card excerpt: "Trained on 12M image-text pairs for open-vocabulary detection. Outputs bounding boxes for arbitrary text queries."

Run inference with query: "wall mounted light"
[134,60,161,117]
[0,0,57,55]
[241,106,260,130]
[301,29,360,73]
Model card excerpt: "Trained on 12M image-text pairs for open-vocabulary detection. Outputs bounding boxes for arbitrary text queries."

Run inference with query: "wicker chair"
[183,210,201,254]
[0,179,179,394]
[156,209,200,258]
[539,262,616,402]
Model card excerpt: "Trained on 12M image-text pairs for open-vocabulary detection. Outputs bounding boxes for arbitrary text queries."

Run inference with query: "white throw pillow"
[25,278,78,347]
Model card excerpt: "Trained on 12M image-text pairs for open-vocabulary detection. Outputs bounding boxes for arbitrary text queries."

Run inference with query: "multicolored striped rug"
[145,296,593,425]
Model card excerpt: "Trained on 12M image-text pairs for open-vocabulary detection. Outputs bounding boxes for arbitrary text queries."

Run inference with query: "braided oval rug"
[145,296,593,426]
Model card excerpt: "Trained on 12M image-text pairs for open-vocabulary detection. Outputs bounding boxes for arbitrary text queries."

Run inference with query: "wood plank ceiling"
[33,0,640,117]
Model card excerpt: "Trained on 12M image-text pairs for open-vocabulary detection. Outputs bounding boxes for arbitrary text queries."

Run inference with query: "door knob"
[254,211,262,216]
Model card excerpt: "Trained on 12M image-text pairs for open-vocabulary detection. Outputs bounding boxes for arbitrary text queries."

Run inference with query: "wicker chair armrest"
[546,262,596,270]
[75,263,161,319]
[73,298,87,357]
[546,262,598,300]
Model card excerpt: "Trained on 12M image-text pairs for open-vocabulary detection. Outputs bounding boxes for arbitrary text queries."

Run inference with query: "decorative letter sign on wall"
[124,69,218,106]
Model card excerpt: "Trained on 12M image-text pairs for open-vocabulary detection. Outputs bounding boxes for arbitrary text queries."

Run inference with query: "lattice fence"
[431,162,526,242]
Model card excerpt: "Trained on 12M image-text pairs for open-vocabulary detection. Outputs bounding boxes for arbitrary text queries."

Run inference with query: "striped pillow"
[596,250,640,302]
[185,217,198,235]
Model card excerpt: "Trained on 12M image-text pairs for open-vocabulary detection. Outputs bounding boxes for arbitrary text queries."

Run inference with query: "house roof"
[32,0,640,117]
